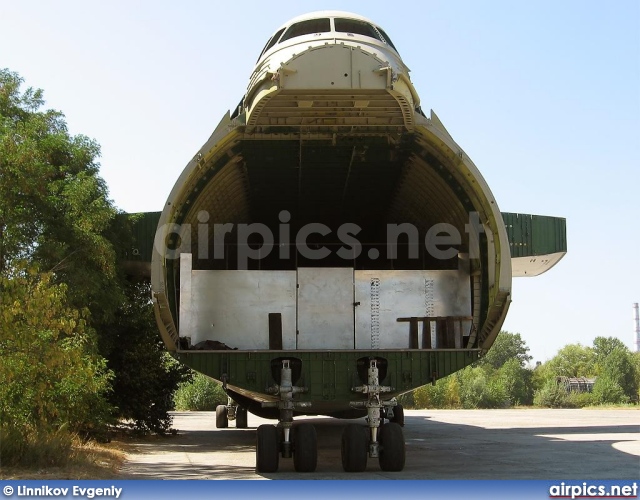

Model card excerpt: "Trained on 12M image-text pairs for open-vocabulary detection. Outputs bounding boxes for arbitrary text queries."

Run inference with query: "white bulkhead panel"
[354,270,472,349]
[296,268,355,349]
[180,255,471,351]
[180,255,297,350]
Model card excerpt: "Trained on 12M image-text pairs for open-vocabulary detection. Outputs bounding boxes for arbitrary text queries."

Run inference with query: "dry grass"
[0,438,133,480]
[582,404,640,410]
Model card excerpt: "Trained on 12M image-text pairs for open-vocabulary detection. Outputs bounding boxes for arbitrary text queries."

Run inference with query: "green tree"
[99,280,190,433]
[498,358,534,405]
[531,361,554,391]
[478,331,532,369]
[545,343,595,377]
[0,69,187,442]
[591,374,627,405]
[457,366,508,408]
[0,269,113,466]
[632,352,640,400]
[592,336,628,365]
[597,347,637,401]
[0,69,121,324]
[591,336,636,398]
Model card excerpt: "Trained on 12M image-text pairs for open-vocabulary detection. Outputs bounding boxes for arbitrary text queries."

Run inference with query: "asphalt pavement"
[120,409,640,479]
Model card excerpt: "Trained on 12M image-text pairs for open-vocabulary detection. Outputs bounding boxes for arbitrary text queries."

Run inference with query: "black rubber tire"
[379,422,405,471]
[256,425,280,473]
[215,405,228,429]
[390,404,405,427]
[293,423,317,472]
[236,407,248,429]
[341,424,368,472]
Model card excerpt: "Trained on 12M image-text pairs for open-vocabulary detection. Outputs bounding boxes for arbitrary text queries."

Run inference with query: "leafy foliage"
[596,347,637,402]
[0,69,121,324]
[498,358,534,406]
[458,366,509,408]
[174,372,228,411]
[478,331,532,369]
[0,69,189,465]
[413,376,459,409]
[0,270,113,431]
[99,280,191,433]
[591,375,628,405]
[533,379,571,408]
[409,332,638,409]
[411,331,535,410]
[0,270,113,466]
[544,343,595,378]
[592,336,628,365]
[532,336,639,407]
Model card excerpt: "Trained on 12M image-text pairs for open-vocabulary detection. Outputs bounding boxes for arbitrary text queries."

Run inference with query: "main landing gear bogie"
[293,423,318,472]
[341,423,369,472]
[256,359,318,473]
[341,359,406,472]
[255,421,319,473]
[340,421,406,472]
[256,424,280,472]
[216,396,248,429]
[378,421,405,471]
[254,358,406,473]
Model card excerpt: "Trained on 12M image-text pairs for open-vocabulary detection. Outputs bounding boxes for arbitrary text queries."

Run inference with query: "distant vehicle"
[134,11,566,473]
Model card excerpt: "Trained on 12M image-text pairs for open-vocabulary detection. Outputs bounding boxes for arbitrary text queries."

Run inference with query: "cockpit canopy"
[257,15,398,62]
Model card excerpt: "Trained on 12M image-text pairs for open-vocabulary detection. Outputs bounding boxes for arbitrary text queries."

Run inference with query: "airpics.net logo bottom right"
[549,482,638,499]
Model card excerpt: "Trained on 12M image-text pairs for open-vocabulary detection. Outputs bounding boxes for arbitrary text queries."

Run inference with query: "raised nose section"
[246,43,417,132]
[280,43,389,90]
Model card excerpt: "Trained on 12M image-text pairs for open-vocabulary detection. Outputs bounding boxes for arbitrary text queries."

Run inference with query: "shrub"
[498,358,534,406]
[591,375,629,405]
[444,376,462,408]
[99,281,192,434]
[566,391,595,408]
[533,379,571,408]
[397,391,415,409]
[0,271,113,433]
[174,372,228,411]
[597,348,637,401]
[411,375,461,409]
[414,380,445,408]
[457,367,509,408]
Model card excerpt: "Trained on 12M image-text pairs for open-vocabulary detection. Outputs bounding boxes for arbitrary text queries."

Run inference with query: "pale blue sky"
[1,0,638,362]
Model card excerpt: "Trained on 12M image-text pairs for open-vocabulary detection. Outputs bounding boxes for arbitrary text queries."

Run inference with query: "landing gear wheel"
[256,425,280,472]
[236,407,248,429]
[390,404,405,427]
[215,405,228,429]
[378,422,405,471]
[293,423,317,472]
[341,424,368,472]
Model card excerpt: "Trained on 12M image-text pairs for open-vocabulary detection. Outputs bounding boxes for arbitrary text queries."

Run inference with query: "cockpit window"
[374,26,398,52]
[257,27,286,61]
[333,18,399,54]
[280,18,331,43]
[334,18,382,42]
